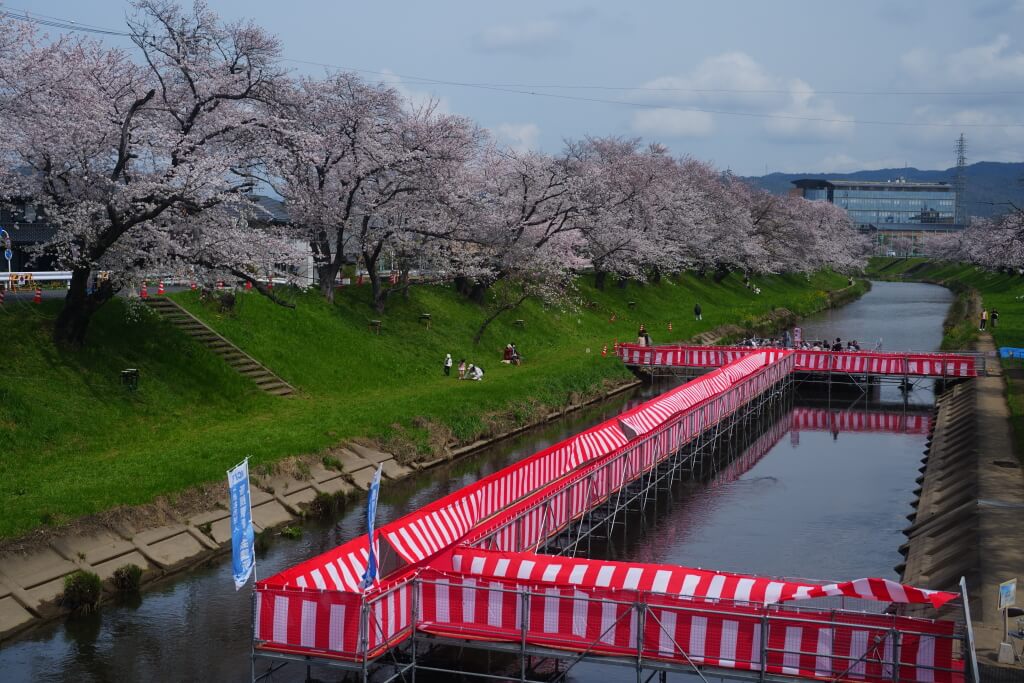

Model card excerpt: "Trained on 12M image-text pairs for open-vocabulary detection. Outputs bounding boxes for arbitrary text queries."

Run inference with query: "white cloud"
[377,69,450,114]
[474,19,560,53]
[636,52,853,141]
[762,79,855,140]
[910,106,1024,148]
[492,122,541,152]
[631,109,714,138]
[902,34,1024,85]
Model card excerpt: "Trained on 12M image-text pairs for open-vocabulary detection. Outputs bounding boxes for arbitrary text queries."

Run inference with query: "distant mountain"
[746,161,1024,219]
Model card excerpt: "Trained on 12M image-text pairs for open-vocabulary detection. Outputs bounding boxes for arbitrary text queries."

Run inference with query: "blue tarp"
[999,347,1024,359]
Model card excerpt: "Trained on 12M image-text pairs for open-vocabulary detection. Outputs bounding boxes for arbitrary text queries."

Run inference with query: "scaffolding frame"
[251,359,976,682]
[253,575,970,683]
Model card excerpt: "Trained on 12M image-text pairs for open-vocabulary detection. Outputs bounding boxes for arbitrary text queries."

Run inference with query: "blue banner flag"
[360,465,384,591]
[227,459,255,591]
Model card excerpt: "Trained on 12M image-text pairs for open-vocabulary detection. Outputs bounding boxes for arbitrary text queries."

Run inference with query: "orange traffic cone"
[32,286,42,304]
[613,338,619,351]
[216,280,224,290]
[267,278,274,290]
[140,283,148,300]
[245,280,252,291]
[601,344,608,357]
[190,281,197,291]
[389,272,398,285]
[0,288,5,305]
[157,280,165,296]
[668,321,673,332]
[357,274,364,286]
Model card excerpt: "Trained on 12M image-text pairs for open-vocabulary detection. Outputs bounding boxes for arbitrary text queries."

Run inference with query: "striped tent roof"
[449,549,958,610]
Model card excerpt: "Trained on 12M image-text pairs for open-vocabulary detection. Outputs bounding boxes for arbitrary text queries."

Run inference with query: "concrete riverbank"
[0,378,642,642]
[902,332,1024,676]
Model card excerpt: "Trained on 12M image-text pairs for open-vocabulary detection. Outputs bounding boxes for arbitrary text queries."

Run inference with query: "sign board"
[999,578,1017,611]
[227,459,255,590]
[4,248,11,261]
[341,277,351,286]
[793,327,802,344]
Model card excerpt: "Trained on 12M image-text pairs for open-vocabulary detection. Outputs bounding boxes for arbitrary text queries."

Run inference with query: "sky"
[11,0,1024,175]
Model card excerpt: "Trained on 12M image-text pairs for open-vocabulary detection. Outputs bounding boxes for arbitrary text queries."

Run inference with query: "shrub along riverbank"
[867,257,1024,460]
[0,270,857,541]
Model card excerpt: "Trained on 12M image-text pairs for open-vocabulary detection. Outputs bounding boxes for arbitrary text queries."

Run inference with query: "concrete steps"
[143,297,296,397]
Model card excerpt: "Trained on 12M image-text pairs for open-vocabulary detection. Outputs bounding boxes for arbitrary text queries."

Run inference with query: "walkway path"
[971,333,1024,672]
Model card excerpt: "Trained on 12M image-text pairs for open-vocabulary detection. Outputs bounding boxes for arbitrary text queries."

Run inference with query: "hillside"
[748,161,1024,219]
[0,271,854,540]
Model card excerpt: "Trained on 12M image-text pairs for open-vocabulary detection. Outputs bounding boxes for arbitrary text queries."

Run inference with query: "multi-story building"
[791,178,962,254]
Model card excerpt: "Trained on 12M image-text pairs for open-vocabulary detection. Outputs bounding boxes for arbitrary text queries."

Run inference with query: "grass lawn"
[0,270,851,540]
[868,257,1024,460]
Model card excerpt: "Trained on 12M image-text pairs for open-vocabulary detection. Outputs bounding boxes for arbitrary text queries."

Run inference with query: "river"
[0,281,954,682]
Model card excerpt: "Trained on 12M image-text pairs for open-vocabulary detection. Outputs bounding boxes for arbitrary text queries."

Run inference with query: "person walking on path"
[444,353,453,376]
[694,303,702,321]
[991,309,999,329]
[980,309,988,331]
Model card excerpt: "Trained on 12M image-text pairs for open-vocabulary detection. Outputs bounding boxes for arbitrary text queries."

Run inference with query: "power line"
[4,7,1024,130]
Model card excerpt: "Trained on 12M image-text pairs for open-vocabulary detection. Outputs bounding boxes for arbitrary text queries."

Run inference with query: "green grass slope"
[0,270,849,539]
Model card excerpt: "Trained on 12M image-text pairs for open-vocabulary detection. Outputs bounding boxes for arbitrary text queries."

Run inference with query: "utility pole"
[954,133,968,226]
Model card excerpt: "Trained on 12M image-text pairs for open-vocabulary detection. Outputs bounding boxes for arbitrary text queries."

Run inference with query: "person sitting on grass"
[511,343,522,366]
[502,344,514,364]
[466,364,484,381]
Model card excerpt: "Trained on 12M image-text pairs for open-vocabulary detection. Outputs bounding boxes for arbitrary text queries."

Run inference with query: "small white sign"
[999,578,1017,611]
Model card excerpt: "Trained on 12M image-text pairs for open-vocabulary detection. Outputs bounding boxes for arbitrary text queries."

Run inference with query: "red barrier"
[618,344,979,378]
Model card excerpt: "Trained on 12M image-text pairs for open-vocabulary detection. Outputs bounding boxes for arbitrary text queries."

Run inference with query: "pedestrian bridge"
[252,350,973,683]
[617,343,984,379]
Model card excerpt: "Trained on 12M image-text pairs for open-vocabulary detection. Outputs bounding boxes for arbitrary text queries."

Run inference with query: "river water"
[0,281,953,682]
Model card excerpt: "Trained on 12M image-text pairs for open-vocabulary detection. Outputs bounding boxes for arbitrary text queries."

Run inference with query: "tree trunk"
[650,267,662,284]
[594,270,607,290]
[400,267,411,300]
[453,276,472,297]
[617,277,628,290]
[469,281,489,304]
[53,267,115,346]
[363,252,385,314]
[473,294,529,345]
[317,263,340,303]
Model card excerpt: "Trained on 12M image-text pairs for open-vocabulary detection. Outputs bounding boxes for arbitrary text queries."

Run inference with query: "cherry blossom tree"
[258,73,479,310]
[460,143,588,343]
[0,0,287,344]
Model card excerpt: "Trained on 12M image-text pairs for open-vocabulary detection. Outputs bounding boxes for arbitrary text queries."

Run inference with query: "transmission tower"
[954,133,967,225]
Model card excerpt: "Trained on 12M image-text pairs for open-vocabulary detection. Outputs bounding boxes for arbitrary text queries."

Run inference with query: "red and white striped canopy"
[449,549,958,609]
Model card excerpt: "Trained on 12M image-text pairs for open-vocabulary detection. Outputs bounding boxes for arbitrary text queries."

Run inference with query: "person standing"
[458,359,467,380]
[980,309,988,331]
[443,353,453,376]
[991,309,999,329]
[694,303,702,321]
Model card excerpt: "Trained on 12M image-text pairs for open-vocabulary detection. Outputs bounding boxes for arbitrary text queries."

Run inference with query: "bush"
[112,564,143,593]
[61,570,102,613]
[307,491,346,518]
[280,525,302,540]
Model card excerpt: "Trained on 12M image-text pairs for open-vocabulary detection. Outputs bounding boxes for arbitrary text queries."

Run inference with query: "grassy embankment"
[0,270,856,540]
[867,256,1024,459]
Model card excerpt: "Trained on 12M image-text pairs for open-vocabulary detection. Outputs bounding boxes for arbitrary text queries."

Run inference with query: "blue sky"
[14,0,1024,175]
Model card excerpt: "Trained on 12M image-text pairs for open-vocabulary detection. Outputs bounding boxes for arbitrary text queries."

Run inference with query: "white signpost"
[997,578,1018,664]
